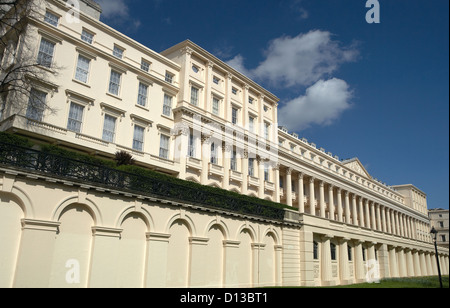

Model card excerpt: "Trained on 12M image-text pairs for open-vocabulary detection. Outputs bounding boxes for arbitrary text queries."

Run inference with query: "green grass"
[297,276,449,288]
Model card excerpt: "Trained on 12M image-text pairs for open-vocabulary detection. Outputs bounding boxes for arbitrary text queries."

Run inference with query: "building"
[429,208,449,249]
[0,0,448,288]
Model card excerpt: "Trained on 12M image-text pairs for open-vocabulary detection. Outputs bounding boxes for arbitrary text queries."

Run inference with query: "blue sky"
[96,0,449,210]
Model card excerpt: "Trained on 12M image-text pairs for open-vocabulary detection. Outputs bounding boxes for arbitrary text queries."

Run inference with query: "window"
[248,116,255,133]
[163,94,172,116]
[159,135,170,159]
[133,125,145,151]
[67,102,84,133]
[137,82,148,107]
[231,150,237,171]
[26,89,47,121]
[44,11,59,26]
[188,132,196,158]
[362,247,366,262]
[264,123,270,139]
[102,114,117,142]
[441,235,447,242]
[113,45,124,59]
[330,243,336,261]
[108,70,121,95]
[190,86,199,106]
[81,29,94,44]
[264,164,270,181]
[165,72,173,83]
[439,221,444,228]
[213,76,220,85]
[313,241,319,260]
[210,143,218,165]
[231,87,238,95]
[192,65,199,73]
[231,107,238,124]
[37,38,55,68]
[75,54,91,83]
[141,59,150,72]
[348,245,353,261]
[248,158,255,177]
[248,97,254,105]
[212,97,220,116]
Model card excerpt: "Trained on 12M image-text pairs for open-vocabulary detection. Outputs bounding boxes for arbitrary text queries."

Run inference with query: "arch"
[236,223,257,242]
[208,182,221,189]
[186,176,200,184]
[5,186,35,219]
[204,219,229,240]
[166,218,191,287]
[115,205,154,232]
[205,224,225,287]
[116,211,148,287]
[262,227,280,246]
[49,202,95,287]
[236,226,254,287]
[230,188,240,194]
[165,212,196,236]
[0,191,25,287]
[52,195,102,226]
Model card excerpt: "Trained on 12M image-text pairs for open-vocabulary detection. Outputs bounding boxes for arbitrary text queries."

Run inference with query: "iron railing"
[0,141,286,221]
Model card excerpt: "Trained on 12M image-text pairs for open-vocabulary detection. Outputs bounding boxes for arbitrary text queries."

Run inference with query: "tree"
[0,0,59,120]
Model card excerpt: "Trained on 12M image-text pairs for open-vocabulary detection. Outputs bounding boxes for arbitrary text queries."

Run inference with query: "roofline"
[160,39,280,104]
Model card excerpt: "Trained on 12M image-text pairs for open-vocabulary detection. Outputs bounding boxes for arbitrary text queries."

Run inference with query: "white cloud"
[227,30,358,89]
[278,78,353,131]
[96,0,130,19]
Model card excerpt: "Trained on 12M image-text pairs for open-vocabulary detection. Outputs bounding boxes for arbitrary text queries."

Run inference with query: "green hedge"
[0,132,294,214]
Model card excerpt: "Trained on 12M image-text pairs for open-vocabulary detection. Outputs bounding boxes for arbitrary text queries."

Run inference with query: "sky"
[95,0,449,210]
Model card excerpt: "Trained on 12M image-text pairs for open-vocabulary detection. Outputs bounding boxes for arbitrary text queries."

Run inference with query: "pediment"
[342,158,371,179]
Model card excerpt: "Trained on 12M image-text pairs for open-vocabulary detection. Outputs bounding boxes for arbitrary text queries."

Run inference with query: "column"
[344,191,351,224]
[298,173,304,213]
[337,188,343,222]
[309,177,315,216]
[145,232,171,287]
[339,238,351,284]
[181,47,193,103]
[386,208,392,234]
[223,144,231,191]
[274,164,280,203]
[257,158,264,199]
[351,194,358,226]
[286,168,293,207]
[242,150,248,195]
[319,181,326,218]
[389,246,399,278]
[13,219,61,287]
[381,205,387,233]
[370,202,376,230]
[354,240,365,283]
[358,197,365,228]
[200,137,210,185]
[394,211,400,236]
[321,235,333,285]
[328,184,335,220]
[364,199,371,229]
[205,61,213,111]
[376,204,382,231]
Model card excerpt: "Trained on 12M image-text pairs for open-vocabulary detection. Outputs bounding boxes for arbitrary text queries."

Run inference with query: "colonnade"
[279,169,432,244]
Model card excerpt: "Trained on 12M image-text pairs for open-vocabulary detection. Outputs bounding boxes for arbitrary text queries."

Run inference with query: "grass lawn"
[320,276,449,288]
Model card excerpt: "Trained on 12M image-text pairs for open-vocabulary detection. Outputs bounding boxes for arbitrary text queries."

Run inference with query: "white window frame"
[37,37,56,68]
[108,69,122,96]
[102,113,117,143]
[67,102,85,133]
[44,10,59,27]
[113,45,124,59]
[74,54,91,83]
[81,29,94,44]
[159,134,170,159]
[132,124,145,152]
[137,82,149,107]
[162,93,172,117]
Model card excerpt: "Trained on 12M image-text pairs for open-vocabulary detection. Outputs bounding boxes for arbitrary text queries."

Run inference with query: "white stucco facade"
[0,0,448,288]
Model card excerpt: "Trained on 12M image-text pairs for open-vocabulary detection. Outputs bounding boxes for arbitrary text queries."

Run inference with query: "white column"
[351,194,358,226]
[337,188,343,222]
[321,235,333,285]
[376,204,382,231]
[344,191,351,224]
[339,238,351,284]
[370,202,376,231]
[365,199,371,229]
[319,181,326,218]
[358,197,365,228]
[274,165,280,203]
[298,173,304,213]
[328,184,335,220]
[286,168,293,207]
[381,205,387,233]
[309,177,315,216]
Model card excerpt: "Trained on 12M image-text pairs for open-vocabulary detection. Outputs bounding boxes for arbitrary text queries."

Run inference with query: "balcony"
[229,170,243,183]
[264,181,275,192]
[248,175,259,188]
[208,162,224,178]
[186,156,202,172]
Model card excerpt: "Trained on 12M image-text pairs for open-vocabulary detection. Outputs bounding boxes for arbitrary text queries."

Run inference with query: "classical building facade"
[429,208,449,249]
[0,0,448,288]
